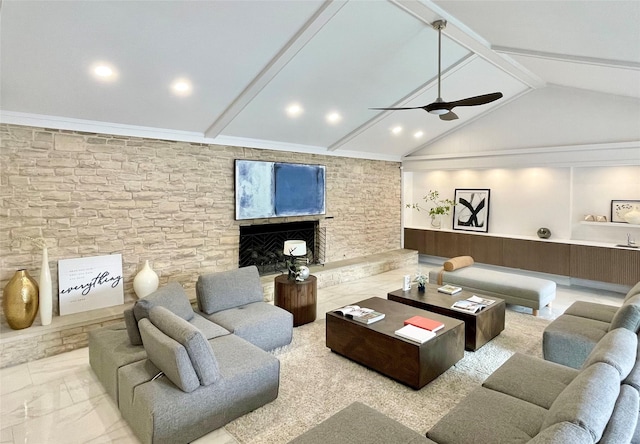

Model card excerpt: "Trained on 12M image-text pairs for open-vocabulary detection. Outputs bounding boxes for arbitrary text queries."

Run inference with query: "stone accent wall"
[0,123,401,324]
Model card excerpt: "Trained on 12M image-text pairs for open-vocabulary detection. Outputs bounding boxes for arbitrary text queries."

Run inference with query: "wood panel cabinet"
[404,228,639,286]
[570,245,640,286]
[503,238,571,275]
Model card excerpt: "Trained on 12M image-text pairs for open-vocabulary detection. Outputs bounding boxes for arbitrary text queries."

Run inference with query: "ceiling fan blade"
[440,111,458,121]
[369,106,425,111]
[448,92,503,109]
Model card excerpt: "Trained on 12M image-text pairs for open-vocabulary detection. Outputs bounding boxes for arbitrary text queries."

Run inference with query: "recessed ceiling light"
[171,79,192,96]
[391,126,403,135]
[326,112,341,124]
[414,131,424,139]
[91,62,117,81]
[286,103,303,118]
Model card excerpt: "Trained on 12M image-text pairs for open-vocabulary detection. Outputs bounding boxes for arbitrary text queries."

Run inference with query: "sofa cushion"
[482,353,579,409]
[443,255,474,271]
[204,301,293,351]
[609,294,640,333]
[426,387,546,444]
[582,327,637,379]
[149,306,220,386]
[542,362,621,442]
[138,318,199,393]
[599,384,639,444]
[528,422,594,444]
[624,281,640,303]
[196,266,263,315]
[188,312,231,340]
[563,301,619,324]
[289,401,433,444]
[542,314,609,369]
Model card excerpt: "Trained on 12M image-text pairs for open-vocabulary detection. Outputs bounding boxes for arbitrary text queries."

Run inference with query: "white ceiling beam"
[204,0,348,139]
[493,46,640,70]
[390,0,546,89]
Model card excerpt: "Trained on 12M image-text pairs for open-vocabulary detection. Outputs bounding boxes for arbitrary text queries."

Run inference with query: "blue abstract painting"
[235,160,326,220]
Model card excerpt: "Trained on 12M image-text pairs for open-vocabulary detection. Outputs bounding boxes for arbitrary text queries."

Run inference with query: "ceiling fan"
[371,20,503,121]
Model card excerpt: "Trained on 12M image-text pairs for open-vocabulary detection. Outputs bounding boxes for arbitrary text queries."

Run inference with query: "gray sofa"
[292,328,640,444]
[89,266,293,444]
[425,327,639,443]
[543,281,640,368]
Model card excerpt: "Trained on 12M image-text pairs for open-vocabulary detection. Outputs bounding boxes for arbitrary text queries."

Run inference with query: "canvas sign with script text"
[58,254,124,315]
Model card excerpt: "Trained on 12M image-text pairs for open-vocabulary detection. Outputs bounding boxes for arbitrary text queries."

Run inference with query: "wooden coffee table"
[326,297,464,389]
[388,284,505,351]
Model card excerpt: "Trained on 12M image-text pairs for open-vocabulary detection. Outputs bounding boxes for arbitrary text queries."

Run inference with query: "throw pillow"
[149,306,220,386]
[443,256,474,272]
[138,318,200,393]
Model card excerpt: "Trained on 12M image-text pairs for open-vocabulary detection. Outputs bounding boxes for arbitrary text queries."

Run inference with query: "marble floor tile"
[1,377,74,429]
[11,393,133,444]
[0,363,32,396]
[28,347,90,386]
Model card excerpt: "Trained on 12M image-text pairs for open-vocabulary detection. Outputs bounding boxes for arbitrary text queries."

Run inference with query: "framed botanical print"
[611,200,640,223]
[453,189,490,232]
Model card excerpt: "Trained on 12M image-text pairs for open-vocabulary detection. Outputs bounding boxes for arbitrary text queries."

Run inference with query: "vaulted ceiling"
[1,1,639,161]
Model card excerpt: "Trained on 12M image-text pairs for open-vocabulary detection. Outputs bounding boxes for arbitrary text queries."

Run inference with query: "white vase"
[430,214,442,229]
[133,260,159,298]
[39,246,53,326]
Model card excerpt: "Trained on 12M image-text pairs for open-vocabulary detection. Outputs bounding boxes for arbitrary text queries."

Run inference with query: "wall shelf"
[580,221,639,228]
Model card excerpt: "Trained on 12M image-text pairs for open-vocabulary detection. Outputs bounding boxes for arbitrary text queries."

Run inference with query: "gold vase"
[3,269,39,330]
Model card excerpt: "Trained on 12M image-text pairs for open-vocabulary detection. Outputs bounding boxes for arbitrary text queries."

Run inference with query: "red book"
[404,315,444,332]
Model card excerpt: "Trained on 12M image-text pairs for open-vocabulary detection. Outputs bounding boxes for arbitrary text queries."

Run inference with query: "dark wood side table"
[274,274,317,327]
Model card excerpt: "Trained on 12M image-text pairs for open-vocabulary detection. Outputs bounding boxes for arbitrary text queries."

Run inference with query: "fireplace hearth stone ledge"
[0,249,417,368]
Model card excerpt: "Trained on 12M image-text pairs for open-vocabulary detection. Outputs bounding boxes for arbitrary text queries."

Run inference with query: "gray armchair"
[196,265,293,351]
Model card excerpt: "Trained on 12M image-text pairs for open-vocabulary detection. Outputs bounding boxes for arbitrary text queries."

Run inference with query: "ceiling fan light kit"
[370,19,503,121]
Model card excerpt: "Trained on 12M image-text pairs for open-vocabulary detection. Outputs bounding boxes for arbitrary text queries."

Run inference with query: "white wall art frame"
[58,253,124,315]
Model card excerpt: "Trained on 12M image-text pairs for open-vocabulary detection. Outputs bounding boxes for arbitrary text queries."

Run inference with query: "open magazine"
[334,305,385,324]
[451,295,495,314]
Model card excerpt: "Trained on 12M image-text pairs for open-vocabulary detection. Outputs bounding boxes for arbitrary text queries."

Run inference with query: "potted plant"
[406,190,455,228]
[413,272,428,291]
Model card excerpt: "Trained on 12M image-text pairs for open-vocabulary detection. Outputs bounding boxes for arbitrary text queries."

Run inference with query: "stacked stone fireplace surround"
[0,123,405,367]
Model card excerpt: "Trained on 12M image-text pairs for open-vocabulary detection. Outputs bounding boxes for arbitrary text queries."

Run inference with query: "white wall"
[404,165,640,244]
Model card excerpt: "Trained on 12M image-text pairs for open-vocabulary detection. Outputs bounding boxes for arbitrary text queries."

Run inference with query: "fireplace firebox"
[239,221,325,275]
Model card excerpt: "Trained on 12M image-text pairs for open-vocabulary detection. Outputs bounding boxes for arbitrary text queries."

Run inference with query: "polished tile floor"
[0,264,626,444]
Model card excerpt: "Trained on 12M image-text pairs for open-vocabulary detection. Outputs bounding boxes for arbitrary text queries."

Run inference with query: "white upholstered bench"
[428,256,556,316]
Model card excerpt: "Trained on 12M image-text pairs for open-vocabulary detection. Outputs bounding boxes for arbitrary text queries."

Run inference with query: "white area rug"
[225,311,550,443]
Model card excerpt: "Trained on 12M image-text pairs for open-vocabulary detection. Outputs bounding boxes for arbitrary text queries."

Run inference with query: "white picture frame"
[58,254,124,315]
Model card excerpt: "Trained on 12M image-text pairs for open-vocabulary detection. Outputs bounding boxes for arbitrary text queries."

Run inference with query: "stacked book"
[394,315,445,344]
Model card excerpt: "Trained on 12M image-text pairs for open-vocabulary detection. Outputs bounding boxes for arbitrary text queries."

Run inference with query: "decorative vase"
[39,246,53,326]
[418,283,426,292]
[430,214,442,229]
[3,269,39,330]
[624,210,640,225]
[537,228,551,239]
[133,260,159,298]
